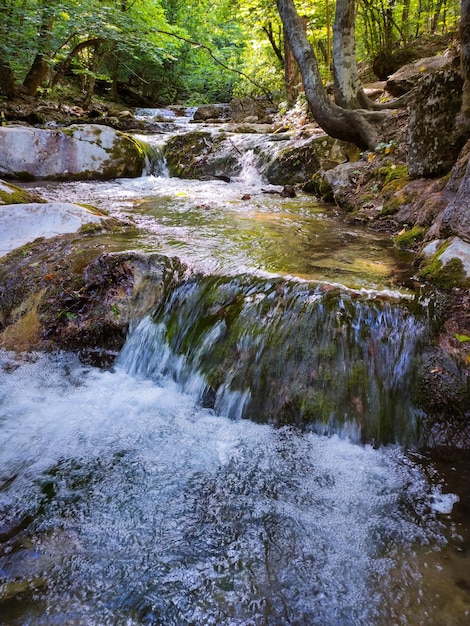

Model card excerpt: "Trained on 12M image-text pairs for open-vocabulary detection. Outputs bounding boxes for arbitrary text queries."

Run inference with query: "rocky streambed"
[0,103,469,623]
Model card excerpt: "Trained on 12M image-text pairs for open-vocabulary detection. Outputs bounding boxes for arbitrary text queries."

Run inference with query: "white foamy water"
[1,350,466,625]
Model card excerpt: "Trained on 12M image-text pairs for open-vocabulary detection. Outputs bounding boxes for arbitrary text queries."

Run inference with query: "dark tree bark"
[461,0,470,119]
[23,13,53,97]
[0,60,16,98]
[262,22,284,67]
[23,54,50,96]
[275,0,381,149]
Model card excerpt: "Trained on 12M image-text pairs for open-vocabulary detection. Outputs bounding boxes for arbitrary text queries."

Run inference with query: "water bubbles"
[1,350,464,624]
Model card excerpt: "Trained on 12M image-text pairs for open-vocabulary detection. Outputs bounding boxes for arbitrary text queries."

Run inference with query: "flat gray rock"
[0,202,102,257]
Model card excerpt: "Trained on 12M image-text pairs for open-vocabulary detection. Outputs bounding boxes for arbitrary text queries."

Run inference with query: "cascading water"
[0,346,466,625]
[2,114,469,625]
[119,274,428,445]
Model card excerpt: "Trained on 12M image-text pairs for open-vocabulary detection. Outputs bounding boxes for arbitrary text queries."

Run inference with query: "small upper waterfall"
[118,274,428,446]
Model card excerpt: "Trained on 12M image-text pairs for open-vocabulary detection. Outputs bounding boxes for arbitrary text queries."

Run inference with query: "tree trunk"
[50,38,105,88]
[0,60,16,99]
[283,16,307,105]
[23,11,53,97]
[23,54,50,96]
[333,0,370,109]
[461,0,470,119]
[275,0,380,149]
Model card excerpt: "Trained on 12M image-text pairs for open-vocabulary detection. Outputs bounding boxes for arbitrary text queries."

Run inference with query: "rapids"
[0,350,468,625]
[1,111,469,624]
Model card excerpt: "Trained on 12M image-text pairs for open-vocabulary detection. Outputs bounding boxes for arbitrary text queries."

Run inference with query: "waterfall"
[118,274,428,446]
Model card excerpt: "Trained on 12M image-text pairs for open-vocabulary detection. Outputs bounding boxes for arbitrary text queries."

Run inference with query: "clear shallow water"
[0,350,468,625]
[25,141,414,290]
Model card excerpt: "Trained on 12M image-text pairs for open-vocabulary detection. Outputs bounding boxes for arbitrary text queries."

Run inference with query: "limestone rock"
[0,202,102,258]
[406,69,466,178]
[386,51,458,97]
[228,98,273,123]
[0,124,147,181]
[266,136,359,186]
[437,237,470,277]
[438,155,470,241]
[193,105,224,121]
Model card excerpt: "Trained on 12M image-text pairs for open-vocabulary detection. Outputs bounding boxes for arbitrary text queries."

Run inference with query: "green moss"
[393,225,426,249]
[76,203,108,216]
[0,181,46,205]
[13,171,36,182]
[303,172,334,202]
[79,222,102,234]
[379,193,407,216]
[382,177,410,196]
[420,256,470,291]
[163,131,213,178]
[377,163,408,185]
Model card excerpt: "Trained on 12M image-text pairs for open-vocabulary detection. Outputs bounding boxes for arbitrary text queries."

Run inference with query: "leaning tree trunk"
[275,0,380,149]
[23,12,53,97]
[23,54,50,96]
[284,16,307,105]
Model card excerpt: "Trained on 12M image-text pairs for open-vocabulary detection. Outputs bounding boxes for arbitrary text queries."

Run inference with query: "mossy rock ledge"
[0,232,188,365]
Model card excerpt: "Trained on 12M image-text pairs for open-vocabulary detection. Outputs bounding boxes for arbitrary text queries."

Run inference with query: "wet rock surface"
[0,202,103,258]
[0,230,188,364]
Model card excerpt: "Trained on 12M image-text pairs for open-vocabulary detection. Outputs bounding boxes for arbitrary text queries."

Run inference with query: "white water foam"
[0,349,454,625]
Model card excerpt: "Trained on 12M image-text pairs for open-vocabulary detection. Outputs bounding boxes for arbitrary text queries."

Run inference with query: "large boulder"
[228,98,274,123]
[0,231,187,360]
[438,143,470,241]
[0,202,103,258]
[0,124,147,181]
[385,50,458,96]
[192,105,225,121]
[406,69,466,178]
[163,131,237,179]
[265,135,360,186]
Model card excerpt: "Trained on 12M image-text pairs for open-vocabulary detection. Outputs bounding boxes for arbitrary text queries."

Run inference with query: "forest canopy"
[0,0,460,106]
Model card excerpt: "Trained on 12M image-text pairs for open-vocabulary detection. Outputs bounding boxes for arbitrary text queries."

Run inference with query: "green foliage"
[0,0,462,105]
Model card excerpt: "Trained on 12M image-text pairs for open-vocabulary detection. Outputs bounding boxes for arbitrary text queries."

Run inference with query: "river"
[0,111,469,624]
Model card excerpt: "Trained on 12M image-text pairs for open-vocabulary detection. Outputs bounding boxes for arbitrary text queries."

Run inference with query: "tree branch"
[155,29,275,102]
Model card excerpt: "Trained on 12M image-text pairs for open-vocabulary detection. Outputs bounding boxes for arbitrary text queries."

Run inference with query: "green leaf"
[455,333,470,343]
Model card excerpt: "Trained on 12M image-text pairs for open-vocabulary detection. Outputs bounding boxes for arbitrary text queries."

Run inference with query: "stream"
[1,111,469,624]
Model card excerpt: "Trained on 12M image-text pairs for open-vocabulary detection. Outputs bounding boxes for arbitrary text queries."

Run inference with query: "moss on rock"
[0,180,46,205]
[163,131,214,178]
[420,256,470,291]
[394,225,426,249]
[303,172,334,201]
